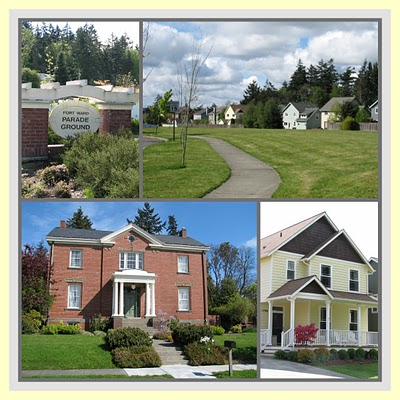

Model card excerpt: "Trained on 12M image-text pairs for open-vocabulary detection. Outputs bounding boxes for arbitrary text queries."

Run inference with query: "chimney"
[60,220,66,229]
[181,227,187,238]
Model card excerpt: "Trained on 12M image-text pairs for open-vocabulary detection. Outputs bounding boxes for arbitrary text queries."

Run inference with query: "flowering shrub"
[199,336,215,345]
[184,342,227,366]
[294,323,319,345]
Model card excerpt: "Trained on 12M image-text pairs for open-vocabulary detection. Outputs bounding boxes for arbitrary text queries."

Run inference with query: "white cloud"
[244,236,257,249]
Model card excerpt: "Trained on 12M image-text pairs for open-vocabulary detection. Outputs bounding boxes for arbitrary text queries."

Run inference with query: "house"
[260,212,378,350]
[224,104,246,125]
[369,100,379,122]
[46,221,210,330]
[282,102,320,130]
[193,107,213,121]
[208,106,225,125]
[319,97,359,129]
[368,257,378,332]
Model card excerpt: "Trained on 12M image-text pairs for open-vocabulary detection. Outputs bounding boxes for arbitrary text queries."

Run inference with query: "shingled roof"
[320,97,357,112]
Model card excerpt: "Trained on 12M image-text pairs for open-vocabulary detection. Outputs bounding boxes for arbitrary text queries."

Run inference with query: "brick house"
[46,221,210,330]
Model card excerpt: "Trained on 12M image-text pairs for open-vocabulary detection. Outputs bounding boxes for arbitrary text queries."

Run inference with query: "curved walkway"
[193,136,280,198]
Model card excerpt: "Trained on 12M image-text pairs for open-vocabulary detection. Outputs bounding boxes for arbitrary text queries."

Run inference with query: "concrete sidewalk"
[21,364,257,379]
[193,136,280,198]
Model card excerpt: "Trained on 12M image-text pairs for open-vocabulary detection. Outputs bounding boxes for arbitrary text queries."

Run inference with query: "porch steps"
[122,318,158,336]
[261,346,289,356]
[152,339,189,365]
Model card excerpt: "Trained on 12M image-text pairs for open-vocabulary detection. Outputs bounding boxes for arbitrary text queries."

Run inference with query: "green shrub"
[210,326,225,336]
[58,324,81,334]
[230,324,242,333]
[184,342,227,366]
[152,331,171,340]
[29,181,48,198]
[90,314,112,333]
[36,164,69,186]
[106,327,152,350]
[131,119,139,135]
[341,116,360,131]
[80,330,95,336]
[22,67,41,88]
[355,348,366,360]
[329,348,339,360]
[48,127,65,145]
[22,310,45,334]
[313,347,330,364]
[273,350,287,360]
[63,131,139,198]
[112,346,161,368]
[338,349,349,360]
[41,324,59,335]
[297,349,315,364]
[286,351,299,362]
[171,324,212,347]
[53,181,71,198]
[367,348,378,361]
[93,330,107,337]
[232,346,257,363]
[347,348,356,360]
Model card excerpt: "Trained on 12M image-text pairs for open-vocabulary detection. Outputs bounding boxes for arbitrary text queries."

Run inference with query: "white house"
[282,102,320,130]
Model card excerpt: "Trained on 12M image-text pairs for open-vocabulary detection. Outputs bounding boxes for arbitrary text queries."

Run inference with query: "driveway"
[260,355,352,379]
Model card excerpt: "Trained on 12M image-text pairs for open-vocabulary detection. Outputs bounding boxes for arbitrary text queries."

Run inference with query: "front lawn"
[318,362,378,379]
[213,331,257,363]
[143,127,378,198]
[213,369,257,379]
[22,334,116,370]
[22,374,173,379]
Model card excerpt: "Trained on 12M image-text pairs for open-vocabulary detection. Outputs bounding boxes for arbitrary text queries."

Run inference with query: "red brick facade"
[48,226,208,330]
[99,109,132,134]
[22,108,49,159]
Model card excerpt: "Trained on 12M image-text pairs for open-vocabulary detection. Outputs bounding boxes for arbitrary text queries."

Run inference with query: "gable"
[318,233,364,264]
[280,217,337,255]
[300,280,328,295]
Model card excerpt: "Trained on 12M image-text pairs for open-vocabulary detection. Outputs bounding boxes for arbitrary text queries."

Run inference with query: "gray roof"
[289,102,318,113]
[329,290,378,303]
[320,97,357,112]
[152,234,207,248]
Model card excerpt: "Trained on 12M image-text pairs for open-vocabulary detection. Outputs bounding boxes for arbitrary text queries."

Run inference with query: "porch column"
[325,300,331,347]
[150,282,156,316]
[357,304,362,347]
[118,281,124,316]
[145,282,151,317]
[112,280,118,316]
[289,299,296,346]
[268,300,273,345]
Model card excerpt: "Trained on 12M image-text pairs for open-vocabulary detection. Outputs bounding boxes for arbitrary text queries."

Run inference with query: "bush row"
[41,321,81,335]
[274,347,378,364]
[171,324,213,347]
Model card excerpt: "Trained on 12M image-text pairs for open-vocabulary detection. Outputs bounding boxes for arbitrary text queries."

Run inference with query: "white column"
[290,299,296,347]
[326,301,331,347]
[150,282,156,316]
[112,280,118,316]
[357,304,362,347]
[118,281,124,316]
[145,282,151,316]
[267,301,273,345]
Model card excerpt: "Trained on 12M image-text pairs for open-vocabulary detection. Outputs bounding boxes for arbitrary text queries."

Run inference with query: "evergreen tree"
[241,79,262,104]
[128,203,166,234]
[54,50,69,85]
[288,59,308,100]
[264,98,283,129]
[339,66,356,97]
[66,206,93,229]
[242,100,257,128]
[167,215,179,236]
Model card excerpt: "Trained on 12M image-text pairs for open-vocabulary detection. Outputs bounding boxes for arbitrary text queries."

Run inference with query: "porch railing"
[281,328,293,349]
[313,329,378,347]
[260,329,271,349]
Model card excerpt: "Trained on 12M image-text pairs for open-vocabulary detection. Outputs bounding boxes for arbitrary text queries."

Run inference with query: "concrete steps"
[152,339,189,365]
[121,318,158,336]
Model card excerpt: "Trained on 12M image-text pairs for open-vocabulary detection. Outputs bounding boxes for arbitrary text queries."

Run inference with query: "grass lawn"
[143,127,378,198]
[213,331,257,363]
[22,334,116,370]
[318,362,378,379]
[213,369,257,379]
[22,374,173,379]
[143,131,230,198]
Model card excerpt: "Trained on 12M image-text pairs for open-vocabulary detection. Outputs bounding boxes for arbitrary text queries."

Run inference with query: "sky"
[21,201,257,250]
[143,20,378,107]
[260,202,378,260]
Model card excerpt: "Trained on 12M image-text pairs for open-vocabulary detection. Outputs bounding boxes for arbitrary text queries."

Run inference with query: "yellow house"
[260,212,378,350]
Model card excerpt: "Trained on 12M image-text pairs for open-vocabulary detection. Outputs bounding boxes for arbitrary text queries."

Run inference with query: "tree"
[127,203,166,234]
[263,98,283,129]
[66,206,93,229]
[22,67,41,88]
[241,79,262,104]
[242,100,257,128]
[148,89,173,134]
[167,215,179,236]
[54,50,69,85]
[21,244,54,315]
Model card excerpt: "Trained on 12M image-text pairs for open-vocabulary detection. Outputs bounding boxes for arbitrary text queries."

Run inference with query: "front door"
[124,287,140,317]
[272,312,284,345]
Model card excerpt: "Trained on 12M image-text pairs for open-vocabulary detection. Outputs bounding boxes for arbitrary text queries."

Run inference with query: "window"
[370,307,378,314]
[349,309,358,331]
[68,284,81,309]
[178,255,189,273]
[349,269,359,292]
[375,107,378,114]
[178,288,190,311]
[119,252,143,270]
[70,250,82,268]
[320,307,327,330]
[320,264,332,288]
[286,260,296,280]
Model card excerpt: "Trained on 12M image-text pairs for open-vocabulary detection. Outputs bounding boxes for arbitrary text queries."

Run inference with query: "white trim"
[320,263,332,289]
[177,255,189,273]
[269,254,274,296]
[311,254,367,267]
[276,250,304,257]
[101,223,164,245]
[349,268,361,293]
[69,249,82,269]
[178,287,190,311]
[286,259,296,281]
[295,292,331,301]
[349,308,358,331]
[67,283,82,309]
[148,243,209,252]
[47,237,109,246]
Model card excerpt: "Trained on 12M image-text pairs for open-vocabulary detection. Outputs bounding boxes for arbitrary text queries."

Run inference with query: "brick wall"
[49,231,208,327]
[99,109,132,134]
[22,108,49,159]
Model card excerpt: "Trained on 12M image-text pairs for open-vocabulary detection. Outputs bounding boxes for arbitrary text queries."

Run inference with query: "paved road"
[260,355,351,379]
[193,136,280,199]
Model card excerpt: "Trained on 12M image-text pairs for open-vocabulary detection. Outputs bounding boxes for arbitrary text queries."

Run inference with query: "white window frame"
[286,260,296,280]
[319,306,332,330]
[349,309,358,331]
[320,263,332,289]
[349,269,360,292]
[375,107,378,114]
[178,288,190,311]
[69,249,82,269]
[119,252,144,270]
[68,283,82,309]
[370,307,378,314]
[177,255,189,273]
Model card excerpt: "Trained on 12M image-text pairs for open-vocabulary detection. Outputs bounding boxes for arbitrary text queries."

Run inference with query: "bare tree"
[175,36,212,167]
[142,22,154,83]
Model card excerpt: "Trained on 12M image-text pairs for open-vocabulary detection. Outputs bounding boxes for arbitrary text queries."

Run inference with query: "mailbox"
[224,340,236,349]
